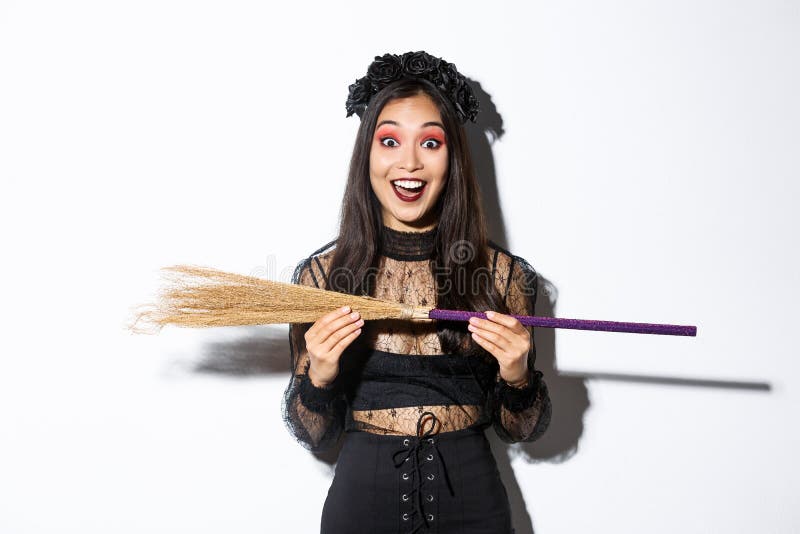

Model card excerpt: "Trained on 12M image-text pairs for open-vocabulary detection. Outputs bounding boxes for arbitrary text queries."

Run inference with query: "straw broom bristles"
[127,264,433,334]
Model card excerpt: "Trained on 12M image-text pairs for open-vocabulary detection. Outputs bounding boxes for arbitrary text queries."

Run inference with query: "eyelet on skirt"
[320,428,513,534]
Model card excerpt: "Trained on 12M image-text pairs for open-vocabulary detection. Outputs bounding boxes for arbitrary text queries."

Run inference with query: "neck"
[382,220,438,233]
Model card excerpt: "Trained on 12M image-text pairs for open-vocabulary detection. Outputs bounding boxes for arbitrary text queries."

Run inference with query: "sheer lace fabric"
[282,226,552,452]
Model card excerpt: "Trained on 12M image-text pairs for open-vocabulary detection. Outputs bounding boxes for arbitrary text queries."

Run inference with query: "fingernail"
[342,306,350,313]
[486,311,494,318]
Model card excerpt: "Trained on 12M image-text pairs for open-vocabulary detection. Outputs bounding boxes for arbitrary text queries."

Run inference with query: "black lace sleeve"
[281,253,346,452]
[491,254,552,443]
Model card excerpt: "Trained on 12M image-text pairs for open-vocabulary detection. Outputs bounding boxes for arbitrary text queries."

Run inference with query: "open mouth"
[391,179,427,201]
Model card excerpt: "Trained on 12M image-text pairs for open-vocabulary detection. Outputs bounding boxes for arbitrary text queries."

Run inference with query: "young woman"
[282,51,552,534]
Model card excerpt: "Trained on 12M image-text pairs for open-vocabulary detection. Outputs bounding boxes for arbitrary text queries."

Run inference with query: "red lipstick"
[391,180,427,202]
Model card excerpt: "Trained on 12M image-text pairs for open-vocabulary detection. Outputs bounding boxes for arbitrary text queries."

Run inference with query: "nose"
[399,143,423,172]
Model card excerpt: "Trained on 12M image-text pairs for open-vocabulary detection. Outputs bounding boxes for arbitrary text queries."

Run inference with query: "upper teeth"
[394,180,425,188]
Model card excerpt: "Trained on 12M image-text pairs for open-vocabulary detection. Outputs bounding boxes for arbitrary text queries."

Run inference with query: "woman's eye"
[380,137,399,147]
[422,139,441,149]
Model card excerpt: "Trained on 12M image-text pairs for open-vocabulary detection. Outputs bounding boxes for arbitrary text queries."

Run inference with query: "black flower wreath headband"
[345,51,480,125]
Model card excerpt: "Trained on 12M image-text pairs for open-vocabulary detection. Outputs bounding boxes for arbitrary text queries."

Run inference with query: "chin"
[393,210,426,223]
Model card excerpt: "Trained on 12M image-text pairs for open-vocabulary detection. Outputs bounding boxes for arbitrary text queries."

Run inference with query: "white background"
[1,0,798,532]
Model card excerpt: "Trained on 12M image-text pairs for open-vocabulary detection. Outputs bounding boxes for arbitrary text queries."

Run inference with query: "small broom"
[127,264,697,337]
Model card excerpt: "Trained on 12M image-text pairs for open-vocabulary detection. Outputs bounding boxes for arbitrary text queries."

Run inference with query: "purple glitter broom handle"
[427,309,697,337]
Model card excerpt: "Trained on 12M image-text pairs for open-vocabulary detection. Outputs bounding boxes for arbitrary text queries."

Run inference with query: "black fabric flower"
[344,50,480,124]
[345,78,370,119]
[453,82,480,123]
[366,53,403,89]
[438,61,460,88]
[402,51,440,76]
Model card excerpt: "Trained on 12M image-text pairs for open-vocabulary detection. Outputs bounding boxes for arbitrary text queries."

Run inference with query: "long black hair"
[329,77,511,355]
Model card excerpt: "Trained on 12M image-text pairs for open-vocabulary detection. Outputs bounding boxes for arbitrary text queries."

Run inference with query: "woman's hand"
[468,311,530,387]
[305,306,364,387]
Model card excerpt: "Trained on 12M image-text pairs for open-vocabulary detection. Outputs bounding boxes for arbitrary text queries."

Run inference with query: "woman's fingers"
[331,325,363,354]
[320,315,364,355]
[470,329,502,354]
[470,327,510,352]
[468,312,515,349]
[303,306,364,387]
[307,306,358,343]
[306,306,363,355]
[468,311,531,366]
[482,311,526,333]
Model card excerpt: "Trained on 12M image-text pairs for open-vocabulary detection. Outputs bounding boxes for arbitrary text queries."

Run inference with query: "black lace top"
[282,225,552,452]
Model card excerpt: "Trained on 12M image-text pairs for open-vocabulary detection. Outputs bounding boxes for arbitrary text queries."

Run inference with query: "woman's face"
[369,92,449,232]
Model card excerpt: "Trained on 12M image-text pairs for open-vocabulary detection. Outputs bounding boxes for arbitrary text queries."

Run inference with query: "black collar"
[379,225,437,261]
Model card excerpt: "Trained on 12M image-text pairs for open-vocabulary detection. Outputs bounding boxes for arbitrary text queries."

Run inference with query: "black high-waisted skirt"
[320,423,513,533]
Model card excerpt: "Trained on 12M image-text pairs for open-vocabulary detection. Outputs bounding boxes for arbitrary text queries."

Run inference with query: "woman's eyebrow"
[376,120,445,130]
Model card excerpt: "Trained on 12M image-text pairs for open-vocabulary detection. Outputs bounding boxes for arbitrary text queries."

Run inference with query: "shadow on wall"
[462,80,588,534]
[185,78,770,534]
[465,79,591,468]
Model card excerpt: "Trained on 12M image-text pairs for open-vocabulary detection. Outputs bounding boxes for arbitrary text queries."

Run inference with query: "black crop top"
[281,225,552,452]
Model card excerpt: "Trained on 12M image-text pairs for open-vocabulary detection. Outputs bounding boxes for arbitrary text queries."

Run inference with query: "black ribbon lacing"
[391,411,455,533]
